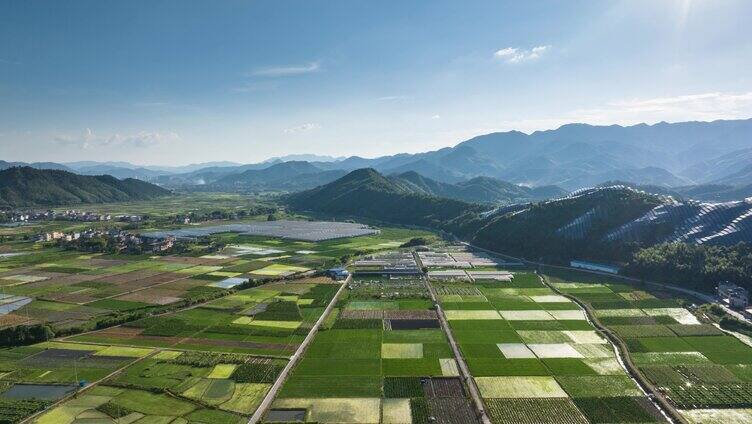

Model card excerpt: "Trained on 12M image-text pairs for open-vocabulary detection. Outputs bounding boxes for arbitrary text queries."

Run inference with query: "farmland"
[267,263,478,423]
[425,246,666,424]
[0,196,435,422]
[4,196,751,423]
[546,267,752,423]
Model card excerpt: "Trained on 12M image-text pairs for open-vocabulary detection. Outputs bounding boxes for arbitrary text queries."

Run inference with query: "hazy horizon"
[4,116,752,168]
[2,0,751,165]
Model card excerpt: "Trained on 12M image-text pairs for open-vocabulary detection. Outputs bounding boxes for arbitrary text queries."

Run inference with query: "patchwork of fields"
[0,226,429,332]
[547,269,752,424]
[0,278,341,422]
[435,268,665,424]
[0,211,435,422]
[3,208,750,424]
[268,274,479,423]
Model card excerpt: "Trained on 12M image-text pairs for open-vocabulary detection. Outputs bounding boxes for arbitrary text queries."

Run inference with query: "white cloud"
[250,62,321,77]
[55,128,181,149]
[494,45,550,64]
[431,114,441,120]
[283,123,321,134]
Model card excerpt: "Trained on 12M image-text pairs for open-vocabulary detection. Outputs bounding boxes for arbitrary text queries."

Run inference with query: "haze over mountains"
[4,118,752,202]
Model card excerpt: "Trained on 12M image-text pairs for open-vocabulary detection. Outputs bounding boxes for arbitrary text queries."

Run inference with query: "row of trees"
[623,242,752,293]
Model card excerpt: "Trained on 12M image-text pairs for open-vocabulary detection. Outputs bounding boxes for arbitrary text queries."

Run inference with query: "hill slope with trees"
[0,167,171,208]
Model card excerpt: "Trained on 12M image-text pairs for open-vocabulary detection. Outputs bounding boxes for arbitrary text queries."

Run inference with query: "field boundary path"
[248,276,349,424]
[414,251,492,424]
[537,272,686,424]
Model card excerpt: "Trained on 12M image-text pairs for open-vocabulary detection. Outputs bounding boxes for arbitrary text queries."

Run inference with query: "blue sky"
[1,0,751,165]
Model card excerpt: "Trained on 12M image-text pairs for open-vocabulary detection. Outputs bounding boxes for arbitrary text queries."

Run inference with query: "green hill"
[286,168,485,228]
[0,167,171,208]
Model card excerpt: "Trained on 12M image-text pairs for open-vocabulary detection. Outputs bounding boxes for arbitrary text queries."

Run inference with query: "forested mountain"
[286,168,485,228]
[286,169,752,292]
[0,167,170,208]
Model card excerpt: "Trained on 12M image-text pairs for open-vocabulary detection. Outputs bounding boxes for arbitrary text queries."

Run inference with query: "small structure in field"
[570,260,620,274]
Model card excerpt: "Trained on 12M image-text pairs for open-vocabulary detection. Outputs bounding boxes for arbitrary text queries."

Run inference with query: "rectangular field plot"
[445,310,502,320]
[486,398,588,424]
[271,398,381,423]
[499,310,555,321]
[497,343,536,359]
[475,376,568,398]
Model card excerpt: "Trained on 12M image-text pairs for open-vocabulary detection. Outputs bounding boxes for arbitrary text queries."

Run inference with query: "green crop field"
[547,268,752,422]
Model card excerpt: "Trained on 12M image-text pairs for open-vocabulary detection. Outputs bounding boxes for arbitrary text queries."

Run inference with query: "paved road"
[248,277,348,424]
[414,251,492,424]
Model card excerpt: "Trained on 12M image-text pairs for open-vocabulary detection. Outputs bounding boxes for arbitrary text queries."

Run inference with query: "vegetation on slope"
[468,188,663,262]
[286,168,485,229]
[0,167,170,208]
[624,242,752,292]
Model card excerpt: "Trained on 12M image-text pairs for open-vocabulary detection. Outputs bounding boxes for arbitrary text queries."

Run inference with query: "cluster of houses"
[3,209,145,224]
[35,229,174,253]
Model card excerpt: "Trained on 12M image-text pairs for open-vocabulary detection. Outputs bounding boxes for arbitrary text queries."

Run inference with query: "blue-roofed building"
[327,268,350,281]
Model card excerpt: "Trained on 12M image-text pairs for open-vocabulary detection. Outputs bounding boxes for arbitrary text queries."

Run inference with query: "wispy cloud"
[494,45,550,64]
[377,95,411,102]
[283,123,321,134]
[431,114,441,120]
[0,58,21,65]
[250,62,321,77]
[55,128,181,149]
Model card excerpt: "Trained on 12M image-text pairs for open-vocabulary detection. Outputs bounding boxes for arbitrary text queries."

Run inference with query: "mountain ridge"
[0,167,170,208]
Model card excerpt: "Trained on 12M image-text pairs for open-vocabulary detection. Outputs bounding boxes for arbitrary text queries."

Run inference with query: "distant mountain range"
[5,118,752,201]
[0,167,170,208]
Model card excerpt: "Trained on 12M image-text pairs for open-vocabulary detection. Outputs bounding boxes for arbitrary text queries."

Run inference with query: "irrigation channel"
[413,252,493,424]
[248,275,349,424]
